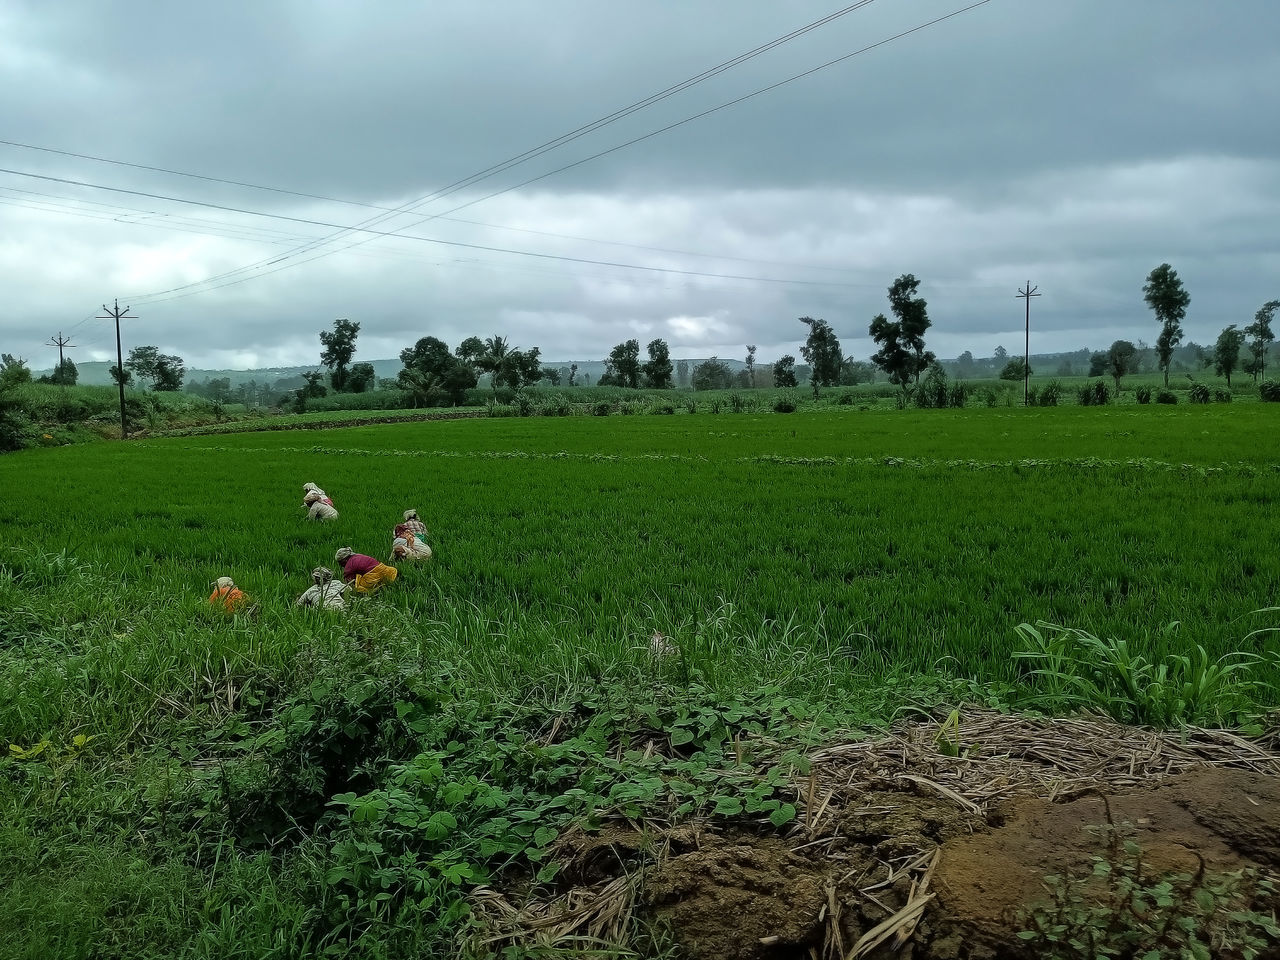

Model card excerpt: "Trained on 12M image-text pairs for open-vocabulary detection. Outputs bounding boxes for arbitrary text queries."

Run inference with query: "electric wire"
[103,1,882,302]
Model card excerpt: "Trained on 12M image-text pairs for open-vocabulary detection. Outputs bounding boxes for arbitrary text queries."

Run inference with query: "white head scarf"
[334,547,354,563]
[403,509,418,521]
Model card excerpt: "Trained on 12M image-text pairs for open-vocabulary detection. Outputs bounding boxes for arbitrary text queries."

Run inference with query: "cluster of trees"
[597,339,673,388]
[107,345,187,391]
[395,333,547,407]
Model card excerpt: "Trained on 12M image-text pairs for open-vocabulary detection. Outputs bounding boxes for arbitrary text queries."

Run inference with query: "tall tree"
[603,339,641,388]
[887,275,935,381]
[1244,300,1278,381]
[346,362,376,393]
[691,357,734,390]
[153,353,185,391]
[1106,339,1137,393]
[455,336,487,369]
[642,338,673,389]
[1213,325,1244,387]
[676,359,690,388]
[124,345,184,390]
[1143,263,1190,386]
[799,318,842,394]
[868,314,914,391]
[319,318,361,391]
[772,354,798,388]
[744,345,757,387]
[569,363,579,387]
[479,335,511,389]
[495,347,543,389]
[124,345,160,388]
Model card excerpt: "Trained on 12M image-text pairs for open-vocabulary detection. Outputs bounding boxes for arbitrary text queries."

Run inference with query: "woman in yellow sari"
[334,546,398,594]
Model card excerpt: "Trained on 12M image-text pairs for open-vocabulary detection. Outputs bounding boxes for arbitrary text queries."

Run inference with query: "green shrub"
[1135,385,1152,404]
[1077,381,1111,406]
[537,395,572,417]
[1260,379,1280,402]
[772,398,796,413]
[1036,381,1061,407]
[592,401,611,417]
[1212,387,1232,403]
[1187,382,1210,404]
[1155,389,1177,405]
[648,401,676,415]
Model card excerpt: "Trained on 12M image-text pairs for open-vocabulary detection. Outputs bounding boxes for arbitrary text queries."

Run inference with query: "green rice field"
[2,404,1278,958]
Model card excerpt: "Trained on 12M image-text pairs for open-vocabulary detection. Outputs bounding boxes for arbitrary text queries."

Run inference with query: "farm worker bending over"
[391,527,432,563]
[391,536,432,562]
[304,489,338,521]
[208,576,247,612]
[334,546,398,594]
[296,566,347,609]
[399,509,427,539]
[393,509,432,558]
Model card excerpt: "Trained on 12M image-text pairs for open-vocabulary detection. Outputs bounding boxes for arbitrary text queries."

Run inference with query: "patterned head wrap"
[403,509,418,521]
[334,547,354,563]
[312,566,333,584]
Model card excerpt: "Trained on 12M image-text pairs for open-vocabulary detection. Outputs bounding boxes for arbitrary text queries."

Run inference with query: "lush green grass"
[2,405,1278,957]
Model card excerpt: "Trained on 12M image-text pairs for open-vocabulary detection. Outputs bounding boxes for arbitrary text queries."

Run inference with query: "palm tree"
[398,368,443,409]
[481,335,512,391]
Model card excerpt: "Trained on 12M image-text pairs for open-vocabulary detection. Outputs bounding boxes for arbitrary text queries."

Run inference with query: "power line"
[115,0,993,305]
[86,1,882,303]
[0,166,878,297]
[0,2,877,216]
[0,179,857,274]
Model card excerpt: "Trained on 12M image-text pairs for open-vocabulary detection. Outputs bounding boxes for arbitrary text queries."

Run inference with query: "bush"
[1260,379,1280,402]
[592,401,611,417]
[648,401,675,415]
[836,392,856,405]
[1077,381,1111,406]
[1212,387,1232,403]
[1187,382,1210,404]
[537,395,572,417]
[912,363,949,409]
[1035,381,1061,407]
[772,398,796,413]
[1156,389,1178,405]
[514,392,535,417]
[1135,386,1152,404]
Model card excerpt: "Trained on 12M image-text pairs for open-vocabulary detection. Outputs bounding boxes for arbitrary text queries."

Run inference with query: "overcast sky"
[3,0,1278,371]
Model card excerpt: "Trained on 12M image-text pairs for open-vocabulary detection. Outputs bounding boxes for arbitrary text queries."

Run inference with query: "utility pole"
[97,299,134,439]
[47,332,76,368]
[1016,282,1040,406]
[47,332,76,382]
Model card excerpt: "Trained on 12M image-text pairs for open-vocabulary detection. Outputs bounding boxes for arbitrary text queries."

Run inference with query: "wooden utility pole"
[47,332,76,369]
[97,299,134,439]
[1016,282,1040,406]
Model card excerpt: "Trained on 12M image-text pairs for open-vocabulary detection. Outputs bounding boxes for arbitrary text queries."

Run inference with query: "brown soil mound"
[468,709,1280,960]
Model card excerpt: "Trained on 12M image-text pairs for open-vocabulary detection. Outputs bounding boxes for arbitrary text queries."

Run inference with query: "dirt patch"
[645,835,830,960]
[468,709,1280,960]
[931,768,1274,959]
